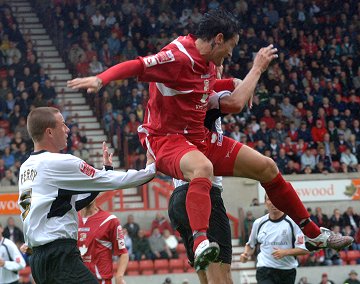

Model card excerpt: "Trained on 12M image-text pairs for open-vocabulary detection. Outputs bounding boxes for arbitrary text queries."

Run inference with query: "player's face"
[52,112,70,150]
[211,34,239,66]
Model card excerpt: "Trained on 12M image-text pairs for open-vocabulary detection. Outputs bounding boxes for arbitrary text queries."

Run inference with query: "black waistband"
[32,239,77,252]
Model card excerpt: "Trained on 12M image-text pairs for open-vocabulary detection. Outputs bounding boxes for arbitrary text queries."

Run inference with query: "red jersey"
[78,209,127,280]
[138,34,217,141]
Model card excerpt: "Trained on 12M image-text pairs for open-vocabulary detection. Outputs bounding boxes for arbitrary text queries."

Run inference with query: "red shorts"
[139,132,242,180]
[98,279,111,284]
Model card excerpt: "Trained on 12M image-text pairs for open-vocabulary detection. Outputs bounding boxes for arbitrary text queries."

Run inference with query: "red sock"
[186,177,212,251]
[301,220,322,239]
[261,173,321,238]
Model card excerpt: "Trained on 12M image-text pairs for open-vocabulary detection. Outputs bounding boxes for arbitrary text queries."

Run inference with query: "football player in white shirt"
[0,223,26,284]
[18,107,156,284]
[240,195,309,284]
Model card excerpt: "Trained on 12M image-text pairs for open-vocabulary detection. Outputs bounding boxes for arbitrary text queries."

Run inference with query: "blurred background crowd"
[0,0,359,182]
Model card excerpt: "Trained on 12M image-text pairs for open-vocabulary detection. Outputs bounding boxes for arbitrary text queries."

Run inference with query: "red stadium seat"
[169,258,185,273]
[139,260,154,275]
[339,250,347,263]
[346,250,360,264]
[125,260,140,275]
[154,259,170,274]
[176,244,186,254]
[127,270,141,276]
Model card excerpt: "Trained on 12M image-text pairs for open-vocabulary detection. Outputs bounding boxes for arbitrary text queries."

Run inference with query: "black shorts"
[168,184,232,265]
[30,239,98,284]
[256,267,296,284]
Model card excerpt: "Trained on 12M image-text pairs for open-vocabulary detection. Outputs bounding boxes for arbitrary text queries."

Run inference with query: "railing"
[96,178,240,238]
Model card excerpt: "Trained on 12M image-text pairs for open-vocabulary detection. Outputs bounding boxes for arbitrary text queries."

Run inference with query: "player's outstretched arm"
[220,44,278,114]
[67,59,143,93]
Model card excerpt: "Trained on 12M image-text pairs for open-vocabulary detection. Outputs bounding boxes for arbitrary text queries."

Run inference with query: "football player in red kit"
[68,9,353,271]
[78,199,128,284]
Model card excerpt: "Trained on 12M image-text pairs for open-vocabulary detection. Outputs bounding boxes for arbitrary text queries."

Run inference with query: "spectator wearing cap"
[343,270,360,284]
[320,272,335,284]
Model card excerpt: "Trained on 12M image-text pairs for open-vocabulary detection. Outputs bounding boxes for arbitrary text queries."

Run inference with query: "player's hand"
[239,253,249,263]
[67,76,103,93]
[253,44,278,73]
[146,150,155,166]
[102,141,113,167]
[115,275,126,284]
[271,248,286,259]
[20,243,33,255]
[0,258,5,267]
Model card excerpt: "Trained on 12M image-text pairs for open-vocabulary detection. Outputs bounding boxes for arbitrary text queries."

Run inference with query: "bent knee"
[258,156,279,181]
[192,160,213,178]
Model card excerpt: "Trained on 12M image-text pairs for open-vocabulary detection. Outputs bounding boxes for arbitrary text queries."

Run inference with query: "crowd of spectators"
[1,0,359,179]
[0,2,94,185]
[123,212,180,261]
[31,0,360,173]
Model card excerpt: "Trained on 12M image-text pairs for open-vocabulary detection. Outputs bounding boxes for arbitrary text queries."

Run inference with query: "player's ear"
[215,33,224,45]
[45,128,52,136]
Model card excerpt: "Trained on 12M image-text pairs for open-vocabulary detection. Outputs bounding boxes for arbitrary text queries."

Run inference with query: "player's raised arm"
[67,59,144,93]
[220,44,278,114]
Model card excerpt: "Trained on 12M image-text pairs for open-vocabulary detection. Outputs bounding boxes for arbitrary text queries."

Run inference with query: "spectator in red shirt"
[151,212,173,234]
[311,119,328,143]
[260,109,276,129]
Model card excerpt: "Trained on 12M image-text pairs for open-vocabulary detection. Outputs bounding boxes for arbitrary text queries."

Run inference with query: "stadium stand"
[0,0,359,282]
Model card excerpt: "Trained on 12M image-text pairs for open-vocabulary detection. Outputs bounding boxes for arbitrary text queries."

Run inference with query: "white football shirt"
[247,214,307,269]
[18,151,155,247]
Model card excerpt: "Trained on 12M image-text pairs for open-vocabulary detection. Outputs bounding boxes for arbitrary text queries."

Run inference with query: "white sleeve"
[246,219,260,249]
[208,91,231,110]
[47,155,156,191]
[3,241,26,271]
[173,178,188,188]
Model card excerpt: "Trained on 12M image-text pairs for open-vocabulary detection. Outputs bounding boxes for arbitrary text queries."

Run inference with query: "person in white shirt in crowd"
[18,107,155,284]
[340,147,359,172]
[0,222,26,284]
[240,194,308,284]
[300,147,316,170]
[163,229,179,259]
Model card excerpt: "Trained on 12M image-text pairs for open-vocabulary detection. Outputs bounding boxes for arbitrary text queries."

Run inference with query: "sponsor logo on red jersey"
[80,162,95,177]
[144,50,175,67]
[116,225,126,249]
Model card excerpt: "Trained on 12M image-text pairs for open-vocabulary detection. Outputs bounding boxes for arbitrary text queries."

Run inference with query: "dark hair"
[195,9,240,42]
[27,107,60,142]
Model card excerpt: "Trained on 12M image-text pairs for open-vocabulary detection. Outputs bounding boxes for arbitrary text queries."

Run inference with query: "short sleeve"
[110,220,127,255]
[246,219,260,249]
